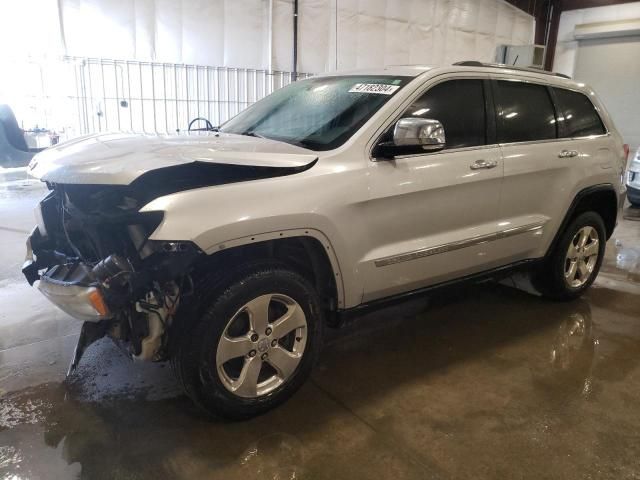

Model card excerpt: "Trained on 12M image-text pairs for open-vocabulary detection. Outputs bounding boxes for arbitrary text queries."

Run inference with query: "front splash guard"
[66,321,110,376]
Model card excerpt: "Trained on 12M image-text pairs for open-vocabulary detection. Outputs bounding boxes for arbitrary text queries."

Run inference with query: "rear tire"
[533,211,606,301]
[172,264,323,420]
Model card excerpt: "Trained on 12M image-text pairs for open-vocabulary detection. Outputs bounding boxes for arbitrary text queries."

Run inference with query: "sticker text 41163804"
[348,83,400,95]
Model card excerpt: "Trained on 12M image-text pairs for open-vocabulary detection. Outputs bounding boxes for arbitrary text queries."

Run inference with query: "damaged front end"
[23,182,203,373]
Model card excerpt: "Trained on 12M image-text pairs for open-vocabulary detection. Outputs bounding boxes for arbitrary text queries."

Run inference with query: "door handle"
[558,150,579,158]
[470,159,498,170]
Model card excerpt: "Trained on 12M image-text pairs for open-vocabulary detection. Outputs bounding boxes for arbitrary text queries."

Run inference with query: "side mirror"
[393,118,445,150]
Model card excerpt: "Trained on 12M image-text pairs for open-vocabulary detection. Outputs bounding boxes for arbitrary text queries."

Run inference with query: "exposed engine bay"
[24,180,201,371]
[22,160,315,372]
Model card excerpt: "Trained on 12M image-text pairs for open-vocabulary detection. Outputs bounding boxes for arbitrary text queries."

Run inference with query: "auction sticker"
[348,83,400,95]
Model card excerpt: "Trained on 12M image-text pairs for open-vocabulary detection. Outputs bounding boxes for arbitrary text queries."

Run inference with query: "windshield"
[220,75,411,151]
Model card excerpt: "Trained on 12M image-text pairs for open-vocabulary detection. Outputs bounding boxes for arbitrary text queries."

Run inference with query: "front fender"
[138,173,365,308]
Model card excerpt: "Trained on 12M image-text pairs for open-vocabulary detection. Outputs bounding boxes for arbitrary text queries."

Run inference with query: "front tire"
[172,265,323,420]
[533,211,606,301]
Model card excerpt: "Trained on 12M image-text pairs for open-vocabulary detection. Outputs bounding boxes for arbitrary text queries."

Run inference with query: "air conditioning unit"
[496,44,546,69]
[574,19,640,40]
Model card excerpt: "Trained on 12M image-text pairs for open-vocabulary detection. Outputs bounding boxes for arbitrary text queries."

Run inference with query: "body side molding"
[374,221,547,268]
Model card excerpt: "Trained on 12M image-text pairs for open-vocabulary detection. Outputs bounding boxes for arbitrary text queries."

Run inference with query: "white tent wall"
[0,0,533,71]
[0,0,533,139]
[57,0,271,68]
[272,0,534,73]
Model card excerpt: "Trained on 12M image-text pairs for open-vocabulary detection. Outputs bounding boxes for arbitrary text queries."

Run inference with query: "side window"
[552,87,606,137]
[401,79,486,149]
[495,80,556,143]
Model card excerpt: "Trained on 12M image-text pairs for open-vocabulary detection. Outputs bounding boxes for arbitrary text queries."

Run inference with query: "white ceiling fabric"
[0,0,534,73]
[273,0,535,72]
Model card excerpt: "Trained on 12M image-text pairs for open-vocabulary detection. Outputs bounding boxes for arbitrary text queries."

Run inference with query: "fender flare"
[545,183,618,258]
[202,227,347,309]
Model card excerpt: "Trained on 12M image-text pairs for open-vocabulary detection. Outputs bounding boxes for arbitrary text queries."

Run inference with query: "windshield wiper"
[241,130,267,139]
[236,131,316,150]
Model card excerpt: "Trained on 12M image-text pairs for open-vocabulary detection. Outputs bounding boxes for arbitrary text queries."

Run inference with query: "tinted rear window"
[495,80,556,143]
[552,87,606,137]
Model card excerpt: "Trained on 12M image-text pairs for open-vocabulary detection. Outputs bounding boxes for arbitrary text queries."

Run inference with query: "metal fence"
[2,57,310,142]
[65,56,312,136]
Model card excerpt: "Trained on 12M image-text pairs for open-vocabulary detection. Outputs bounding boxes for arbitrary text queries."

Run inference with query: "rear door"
[494,77,613,262]
[492,77,565,262]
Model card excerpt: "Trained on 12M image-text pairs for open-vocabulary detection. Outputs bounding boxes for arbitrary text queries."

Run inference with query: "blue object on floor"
[0,104,37,167]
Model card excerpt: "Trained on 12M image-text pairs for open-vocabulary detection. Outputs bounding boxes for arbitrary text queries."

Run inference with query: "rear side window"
[402,79,486,149]
[552,88,606,137]
[495,80,556,143]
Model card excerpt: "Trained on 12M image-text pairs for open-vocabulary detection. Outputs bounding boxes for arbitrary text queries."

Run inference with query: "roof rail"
[452,61,572,80]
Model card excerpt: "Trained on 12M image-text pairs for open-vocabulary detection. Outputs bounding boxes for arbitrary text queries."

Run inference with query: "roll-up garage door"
[573,35,640,154]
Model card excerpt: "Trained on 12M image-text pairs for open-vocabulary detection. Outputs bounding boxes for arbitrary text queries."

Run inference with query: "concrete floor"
[1,166,639,480]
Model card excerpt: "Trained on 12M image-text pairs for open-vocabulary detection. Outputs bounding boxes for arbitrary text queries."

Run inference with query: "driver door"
[361,77,505,302]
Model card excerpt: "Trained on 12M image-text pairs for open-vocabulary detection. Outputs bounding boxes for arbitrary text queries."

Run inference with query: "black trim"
[546,85,564,139]
[338,259,539,320]
[483,79,497,145]
[487,79,500,145]
[22,259,39,285]
[544,183,618,258]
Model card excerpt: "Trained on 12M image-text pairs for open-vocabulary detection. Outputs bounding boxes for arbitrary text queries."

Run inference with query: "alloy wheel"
[216,293,308,398]
[564,226,600,288]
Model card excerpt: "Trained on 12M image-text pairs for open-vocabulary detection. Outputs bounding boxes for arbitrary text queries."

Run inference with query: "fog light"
[149,240,202,254]
[162,241,191,253]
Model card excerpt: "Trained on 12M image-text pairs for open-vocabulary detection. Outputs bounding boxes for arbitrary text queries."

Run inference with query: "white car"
[627,146,640,207]
[23,62,628,419]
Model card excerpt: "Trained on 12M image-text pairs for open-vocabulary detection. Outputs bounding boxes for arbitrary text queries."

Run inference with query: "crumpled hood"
[28,132,318,185]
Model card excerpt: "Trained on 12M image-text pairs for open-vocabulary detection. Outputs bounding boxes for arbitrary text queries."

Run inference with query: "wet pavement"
[1,166,640,479]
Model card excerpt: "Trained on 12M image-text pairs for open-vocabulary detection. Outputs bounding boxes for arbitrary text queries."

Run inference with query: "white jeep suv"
[23,62,627,419]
